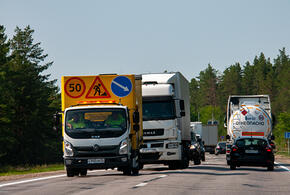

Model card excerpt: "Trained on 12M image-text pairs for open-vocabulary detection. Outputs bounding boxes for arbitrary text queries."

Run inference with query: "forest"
[0,25,289,166]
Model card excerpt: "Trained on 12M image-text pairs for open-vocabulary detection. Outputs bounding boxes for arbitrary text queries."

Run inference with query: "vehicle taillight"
[265,147,272,152]
[226,150,230,154]
[232,145,238,152]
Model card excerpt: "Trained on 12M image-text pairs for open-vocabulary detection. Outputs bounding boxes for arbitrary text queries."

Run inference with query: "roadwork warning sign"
[86,77,111,98]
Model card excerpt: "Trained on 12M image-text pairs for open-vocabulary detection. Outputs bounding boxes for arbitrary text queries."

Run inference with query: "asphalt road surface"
[1,154,290,195]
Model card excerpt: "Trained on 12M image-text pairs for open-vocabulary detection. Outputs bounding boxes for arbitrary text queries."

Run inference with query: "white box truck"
[140,72,191,169]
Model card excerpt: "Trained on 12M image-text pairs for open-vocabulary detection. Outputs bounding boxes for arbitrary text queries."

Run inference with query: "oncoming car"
[229,137,274,171]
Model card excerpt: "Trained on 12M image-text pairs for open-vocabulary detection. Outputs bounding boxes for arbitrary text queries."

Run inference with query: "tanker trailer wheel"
[80,169,87,176]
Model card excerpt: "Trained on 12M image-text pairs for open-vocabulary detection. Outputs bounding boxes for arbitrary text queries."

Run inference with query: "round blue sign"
[111,76,132,97]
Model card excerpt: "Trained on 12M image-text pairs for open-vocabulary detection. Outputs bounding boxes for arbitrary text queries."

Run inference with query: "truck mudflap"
[64,156,130,170]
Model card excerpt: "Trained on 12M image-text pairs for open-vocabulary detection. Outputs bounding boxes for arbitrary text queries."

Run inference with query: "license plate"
[140,148,157,153]
[88,158,105,164]
[245,150,258,154]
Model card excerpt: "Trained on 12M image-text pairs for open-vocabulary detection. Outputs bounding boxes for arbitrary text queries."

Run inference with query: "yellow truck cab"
[60,74,142,176]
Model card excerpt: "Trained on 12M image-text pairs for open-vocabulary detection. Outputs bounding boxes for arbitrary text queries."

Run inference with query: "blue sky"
[1,0,290,87]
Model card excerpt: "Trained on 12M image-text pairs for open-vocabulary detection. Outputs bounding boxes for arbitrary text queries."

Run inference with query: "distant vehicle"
[189,132,202,165]
[225,95,274,165]
[215,141,226,155]
[229,137,274,171]
[190,122,218,154]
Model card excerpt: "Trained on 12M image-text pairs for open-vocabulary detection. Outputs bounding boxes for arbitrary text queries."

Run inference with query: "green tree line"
[190,50,290,149]
[0,25,62,166]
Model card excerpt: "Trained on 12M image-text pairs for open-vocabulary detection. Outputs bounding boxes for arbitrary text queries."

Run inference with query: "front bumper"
[64,156,129,169]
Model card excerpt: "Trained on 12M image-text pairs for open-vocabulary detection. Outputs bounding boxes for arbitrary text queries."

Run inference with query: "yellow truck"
[60,74,143,176]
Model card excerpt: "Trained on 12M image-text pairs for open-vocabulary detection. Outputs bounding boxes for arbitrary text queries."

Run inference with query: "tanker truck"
[139,72,191,169]
[59,74,143,176]
[225,95,274,165]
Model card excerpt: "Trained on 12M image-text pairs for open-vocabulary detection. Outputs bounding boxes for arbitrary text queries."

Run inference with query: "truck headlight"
[190,145,196,150]
[64,140,74,157]
[166,142,179,149]
[119,139,128,155]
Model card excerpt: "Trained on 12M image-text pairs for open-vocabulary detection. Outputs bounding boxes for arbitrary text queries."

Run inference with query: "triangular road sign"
[86,77,111,98]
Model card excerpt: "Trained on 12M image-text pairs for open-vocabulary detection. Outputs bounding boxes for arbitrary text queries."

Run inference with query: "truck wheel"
[80,169,87,176]
[168,162,177,170]
[267,165,274,171]
[230,164,236,170]
[66,168,75,177]
[194,158,201,165]
[122,167,132,175]
[132,168,139,175]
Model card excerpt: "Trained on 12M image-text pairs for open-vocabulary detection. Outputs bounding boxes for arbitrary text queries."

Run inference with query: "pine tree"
[2,26,61,165]
[219,63,242,110]
[198,64,219,107]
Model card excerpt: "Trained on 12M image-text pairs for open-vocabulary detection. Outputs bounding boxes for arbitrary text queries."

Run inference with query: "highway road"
[1,154,290,195]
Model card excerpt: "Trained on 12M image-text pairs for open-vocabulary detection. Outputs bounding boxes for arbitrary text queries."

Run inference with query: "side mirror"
[180,111,185,117]
[202,141,205,145]
[133,124,140,131]
[53,112,61,131]
[180,100,185,110]
[133,111,140,123]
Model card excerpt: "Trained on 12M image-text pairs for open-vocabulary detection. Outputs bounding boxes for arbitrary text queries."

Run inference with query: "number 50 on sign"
[64,77,86,98]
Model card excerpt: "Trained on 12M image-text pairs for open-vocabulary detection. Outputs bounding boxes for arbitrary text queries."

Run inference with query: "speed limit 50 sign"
[64,77,86,98]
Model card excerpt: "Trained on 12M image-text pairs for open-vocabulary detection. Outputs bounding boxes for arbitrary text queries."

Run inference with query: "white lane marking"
[275,162,290,172]
[0,174,66,188]
[135,183,147,187]
[0,169,108,188]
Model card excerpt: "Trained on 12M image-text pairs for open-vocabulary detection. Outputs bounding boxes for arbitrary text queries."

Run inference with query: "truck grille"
[74,145,119,157]
[140,143,164,148]
[143,129,164,136]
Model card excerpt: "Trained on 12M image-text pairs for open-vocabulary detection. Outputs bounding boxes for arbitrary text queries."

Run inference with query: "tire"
[122,167,131,175]
[139,163,144,170]
[66,168,75,177]
[168,162,177,170]
[230,164,236,170]
[194,158,201,165]
[80,169,87,176]
[132,168,139,175]
[267,165,274,171]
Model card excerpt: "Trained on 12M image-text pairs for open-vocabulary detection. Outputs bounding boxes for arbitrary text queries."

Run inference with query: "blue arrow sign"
[285,132,290,139]
[111,76,132,97]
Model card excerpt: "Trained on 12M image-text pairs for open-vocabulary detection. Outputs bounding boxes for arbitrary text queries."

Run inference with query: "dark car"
[189,132,203,165]
[215,141,226,155]
[229,137,274,171]
[198,137,206,162]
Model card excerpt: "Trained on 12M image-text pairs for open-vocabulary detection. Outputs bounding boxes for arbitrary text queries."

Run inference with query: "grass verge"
[0,164,64,176]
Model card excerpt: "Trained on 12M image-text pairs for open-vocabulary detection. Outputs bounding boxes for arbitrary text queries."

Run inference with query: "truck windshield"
[65,108,127,139]
[142,100,175,121]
